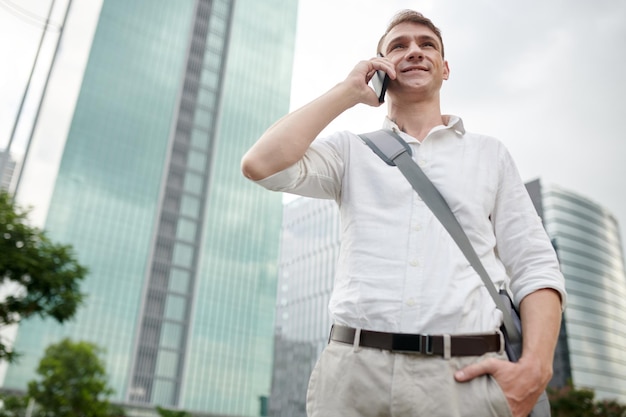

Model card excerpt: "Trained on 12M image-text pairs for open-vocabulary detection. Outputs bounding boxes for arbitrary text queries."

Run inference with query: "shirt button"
[418,159,427,167]
[406,298,417,307]
[409,259,419,267]
[413,224,421,232]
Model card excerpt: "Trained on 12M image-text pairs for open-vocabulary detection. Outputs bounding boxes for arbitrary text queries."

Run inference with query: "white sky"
[1,0,626,256]
[289,0,626,257]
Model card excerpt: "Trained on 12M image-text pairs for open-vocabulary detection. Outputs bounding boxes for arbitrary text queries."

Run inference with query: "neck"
[387,96,444,142]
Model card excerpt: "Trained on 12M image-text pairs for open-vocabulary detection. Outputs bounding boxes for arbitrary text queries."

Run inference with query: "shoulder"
[460,129,513,161]
[462,129,503,148]
[315,130,360,144]
[311,130,364,155]
[443,115,505,150]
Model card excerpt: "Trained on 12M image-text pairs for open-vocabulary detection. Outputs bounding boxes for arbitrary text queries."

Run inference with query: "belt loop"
[353,328,362,352]
[422,334,434,355]
[497,329,505,355]
[443,334,451,360]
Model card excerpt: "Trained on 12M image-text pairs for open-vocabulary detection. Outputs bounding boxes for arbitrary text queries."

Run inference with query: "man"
[242,10,566,417]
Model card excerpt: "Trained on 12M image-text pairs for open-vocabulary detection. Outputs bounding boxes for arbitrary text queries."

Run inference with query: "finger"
[454,358,498,382]
[369,56,396,79]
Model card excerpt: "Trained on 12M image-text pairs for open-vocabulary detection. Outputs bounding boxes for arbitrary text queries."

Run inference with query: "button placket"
[401,191,427,327]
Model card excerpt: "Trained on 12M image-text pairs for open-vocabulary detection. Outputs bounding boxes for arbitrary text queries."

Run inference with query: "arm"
[517,288,562,388]
[455,288,562,417]
[506,288,561,416]
[454,144,565,416]
[241,59,395,181]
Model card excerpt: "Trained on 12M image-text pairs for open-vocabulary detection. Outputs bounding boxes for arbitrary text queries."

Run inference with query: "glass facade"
[3,0,298,415]
[528,179,626,402]
[0,150,17,191]
[270,197,340,417]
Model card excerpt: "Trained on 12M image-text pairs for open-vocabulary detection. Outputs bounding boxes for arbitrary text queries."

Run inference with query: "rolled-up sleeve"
[254,133,346,201]
[492,144,567,310]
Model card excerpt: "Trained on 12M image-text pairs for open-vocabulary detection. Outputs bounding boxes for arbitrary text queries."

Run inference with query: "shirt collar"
[382,115,466,143]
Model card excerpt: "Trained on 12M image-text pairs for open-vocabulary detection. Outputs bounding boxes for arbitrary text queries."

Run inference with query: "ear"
[442,60,450,80]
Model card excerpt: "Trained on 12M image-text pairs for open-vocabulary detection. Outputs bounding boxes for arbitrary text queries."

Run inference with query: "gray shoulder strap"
[358,129,520,344]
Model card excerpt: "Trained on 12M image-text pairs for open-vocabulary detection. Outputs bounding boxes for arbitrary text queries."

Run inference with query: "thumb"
[454,359,496,382]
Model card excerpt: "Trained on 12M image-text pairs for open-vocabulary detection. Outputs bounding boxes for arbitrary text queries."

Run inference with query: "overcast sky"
[289,0,626,256]
[1,0,626,256]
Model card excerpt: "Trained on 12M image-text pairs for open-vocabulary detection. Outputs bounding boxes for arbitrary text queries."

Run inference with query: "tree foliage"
[595,400,626,417]
[548,380,626,417]
[0,392,30,417]
[26,338,116,417]
[0,190,87,362]
[155,406,190,417]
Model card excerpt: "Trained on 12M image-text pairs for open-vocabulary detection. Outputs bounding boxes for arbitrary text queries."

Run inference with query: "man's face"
[381,22,449,96]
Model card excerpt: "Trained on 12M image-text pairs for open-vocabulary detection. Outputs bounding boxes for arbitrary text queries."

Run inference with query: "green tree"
[549,381,596,417]
[548,380,626,417]
[595,400,626,417]
[0,392,30,417]
[0,190,87,362]
[27,338,116,417]
[155,406,190,417]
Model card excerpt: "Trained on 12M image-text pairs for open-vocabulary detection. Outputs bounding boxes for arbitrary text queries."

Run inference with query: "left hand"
[454,356,550,417]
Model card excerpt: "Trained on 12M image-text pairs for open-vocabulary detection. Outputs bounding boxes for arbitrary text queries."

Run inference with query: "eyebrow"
[385,34,441,53]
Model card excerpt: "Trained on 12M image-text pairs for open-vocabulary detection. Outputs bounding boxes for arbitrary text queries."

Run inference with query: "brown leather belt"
[330,325,501,357]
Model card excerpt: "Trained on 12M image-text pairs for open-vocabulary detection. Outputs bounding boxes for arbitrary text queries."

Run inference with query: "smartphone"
[371,53,390,103]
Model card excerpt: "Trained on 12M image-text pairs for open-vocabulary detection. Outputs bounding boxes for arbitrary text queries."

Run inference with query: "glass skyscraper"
[271,181,626,415]
[527,179,626,402]
[270,197,340,416]
[3,0,298,415]
[0,150,17,191]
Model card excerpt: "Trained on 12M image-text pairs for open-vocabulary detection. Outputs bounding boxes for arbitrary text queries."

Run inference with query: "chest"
[342,136,500,220]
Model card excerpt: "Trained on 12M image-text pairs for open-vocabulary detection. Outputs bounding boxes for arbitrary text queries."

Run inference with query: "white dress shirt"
[256,115,566,335]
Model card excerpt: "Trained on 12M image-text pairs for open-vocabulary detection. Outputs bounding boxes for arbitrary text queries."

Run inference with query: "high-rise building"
[0,150,17,192]
[3,0,298,415]
[269,197,339,417]
[526,179,626,402]
[271,181,626,415]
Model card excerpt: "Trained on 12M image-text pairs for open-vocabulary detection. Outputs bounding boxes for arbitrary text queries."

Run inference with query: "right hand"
[341,57,396,107]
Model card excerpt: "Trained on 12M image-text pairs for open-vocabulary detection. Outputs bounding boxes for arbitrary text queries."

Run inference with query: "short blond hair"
[377,10,445,58]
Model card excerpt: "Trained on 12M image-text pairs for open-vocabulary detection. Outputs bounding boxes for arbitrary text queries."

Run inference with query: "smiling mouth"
[402,67,428,73]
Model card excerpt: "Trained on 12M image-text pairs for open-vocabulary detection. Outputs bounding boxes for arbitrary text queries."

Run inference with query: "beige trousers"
[306,341,513,417]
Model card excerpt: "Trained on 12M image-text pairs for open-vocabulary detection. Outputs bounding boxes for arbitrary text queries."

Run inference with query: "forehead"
[383,22,441,50]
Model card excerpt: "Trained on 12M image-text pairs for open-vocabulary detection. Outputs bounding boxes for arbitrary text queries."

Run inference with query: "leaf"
[0,191,88,362]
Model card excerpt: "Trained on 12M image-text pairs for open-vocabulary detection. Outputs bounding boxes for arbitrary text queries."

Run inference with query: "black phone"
[371,53,390,103]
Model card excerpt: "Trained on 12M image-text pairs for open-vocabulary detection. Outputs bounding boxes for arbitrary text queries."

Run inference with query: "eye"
[421,41,436,48]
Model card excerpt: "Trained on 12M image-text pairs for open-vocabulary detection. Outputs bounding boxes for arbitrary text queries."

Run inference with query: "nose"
[405,42,424,61]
